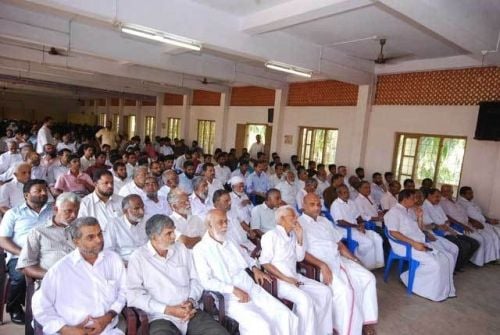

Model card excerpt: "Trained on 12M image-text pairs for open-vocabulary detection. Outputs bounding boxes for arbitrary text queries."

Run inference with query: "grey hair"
[55,192,81,208]
[275,205,295,223]
[167,188,186,206]
[145,214,175,239]
[305,178,318,187]
[13,162,31,174]
[192,176,206,192]
[121,194,143,210]
[68,216,100,240]
[132,166,149,178]
[204,208,224,230]
[162,169,177,182]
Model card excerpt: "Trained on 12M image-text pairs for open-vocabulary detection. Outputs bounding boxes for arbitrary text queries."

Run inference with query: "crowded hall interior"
[1,1,500,335]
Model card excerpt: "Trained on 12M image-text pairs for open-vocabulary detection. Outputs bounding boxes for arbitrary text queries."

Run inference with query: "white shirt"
[269,174,284,188]
[381,192,398,211]
[31,165,48,180]
[214,165,231,185]
[276,181,297,207]
[457,196,487,224]
[370,183,386,207]
[125,163,137,179]
[189,193,210,220]
[158,185,172,198]
[118,180,146,198]
[315,177,330,199]
[250,203,277,232]
[229,191,252,224]
[32,249,126,335]
[169,211,206,239]
[127,242,202,334]
[47,163,68,186]
[78,192,123,231]
[80,156,95,172]
[295,189,307,210]
[384,203,426,243]
[106,215,148,262]
[0,177,24,209]
[331,197,361,224]
[157,145,174,156]
[230,169,249,181]
[36,125,53,154]
[0,151,22,174]
[143,195,172,221]
[225,210,255,253]
[249,142,265,160]
[422,199,448,225]
[56,142,76,153]
[206,178,224,205]
[354,194,379,221]
[174,155,187,171]
[260,225,305,279]
[113,175,129,195]
[440,198,468,224]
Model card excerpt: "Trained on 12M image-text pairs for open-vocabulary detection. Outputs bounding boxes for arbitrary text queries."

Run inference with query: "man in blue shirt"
[245,160,269,205]
[0,179,53,324]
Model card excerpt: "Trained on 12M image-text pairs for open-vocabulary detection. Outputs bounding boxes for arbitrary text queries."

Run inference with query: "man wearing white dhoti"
[127,214,229,335]
[331,185,385,269]
[384,189,456,302]
[168,189,206,249]
[300,193,378,335]
[193,209,298,335]
[457,186,500,238]
[260,205,334,335]
[32,217,126,335]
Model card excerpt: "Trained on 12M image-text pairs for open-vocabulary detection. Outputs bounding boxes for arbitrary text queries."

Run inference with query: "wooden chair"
[202,290,239,334]
[0,248,8,325]
[296,260,321,281]
[25,275,36,335]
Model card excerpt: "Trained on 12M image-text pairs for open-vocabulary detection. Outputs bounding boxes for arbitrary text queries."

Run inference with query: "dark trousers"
[6,258,26,313]
[149,310,229,335]
[445,235,480,271]
[373,226,391,259]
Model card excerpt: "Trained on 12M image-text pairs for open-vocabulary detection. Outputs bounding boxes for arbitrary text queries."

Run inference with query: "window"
[197,120,216,154]
[112,114,120,132]
[124,115,136,139]
[144,116,156,138]
[167,117,181,139]
[98,113,107,127]
[393,133,467,191]
[298,127,338,165]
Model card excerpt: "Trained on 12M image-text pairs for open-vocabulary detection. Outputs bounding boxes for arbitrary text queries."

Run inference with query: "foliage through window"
[98,113,107,127]
[298,127,338,165]
[246,124,267,151]
[112,114,120,132]
[144,116,155,139]
[124,115,136,139]
[167,117,181,140]
[197,120,215,155]
[393,133,466,192]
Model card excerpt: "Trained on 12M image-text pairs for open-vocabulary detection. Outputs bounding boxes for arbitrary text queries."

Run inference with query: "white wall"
[365,105,500,217]
[226,106,269,150]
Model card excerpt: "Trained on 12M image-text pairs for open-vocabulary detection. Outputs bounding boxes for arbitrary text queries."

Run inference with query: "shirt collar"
[146,240,176,260]
[276,224,291,238]
[70,248,105,265]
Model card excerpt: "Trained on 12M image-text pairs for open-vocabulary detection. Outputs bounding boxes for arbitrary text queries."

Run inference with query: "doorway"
[235,123,272,157]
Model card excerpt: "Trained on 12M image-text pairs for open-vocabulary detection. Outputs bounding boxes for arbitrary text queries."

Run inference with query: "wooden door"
[264,125,272,157]
[234,123,247,157]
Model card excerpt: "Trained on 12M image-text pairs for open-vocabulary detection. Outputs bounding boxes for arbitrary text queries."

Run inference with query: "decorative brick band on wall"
[193,90,221,106]
[375,66,500,105]
[287,80,359,106]
[97,98,106,106]
[164,93,183,106]
[230,86,275,106]
[110,98,119,106]
[124,99,136,106]
[142,99,156,106]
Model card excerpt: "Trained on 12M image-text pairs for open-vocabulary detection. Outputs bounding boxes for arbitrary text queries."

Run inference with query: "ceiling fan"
[373,38,413,64]
[47,47,71,57]
[198,77,219,85]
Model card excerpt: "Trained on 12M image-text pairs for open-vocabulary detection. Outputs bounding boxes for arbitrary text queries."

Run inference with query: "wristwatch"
[188,298,199,309]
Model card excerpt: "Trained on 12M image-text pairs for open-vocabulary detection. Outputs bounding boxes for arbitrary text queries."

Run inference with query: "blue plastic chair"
[321,210,359,254]
[450,223,465,233]
[383,226,420,295]
[321,210,334,222]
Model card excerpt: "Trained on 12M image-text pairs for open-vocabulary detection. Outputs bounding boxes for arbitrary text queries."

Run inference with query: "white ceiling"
[0,0,498,98]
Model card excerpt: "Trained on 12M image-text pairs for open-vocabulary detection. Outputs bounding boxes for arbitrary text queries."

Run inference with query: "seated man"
[158,169,179,198]
[275,171,298,208]
[0,179,53,324]
[214,152,232,185]
[269,163,285,188]
[54,154,94,197]
[118,166,148,198]
[201,162,224,205]
[245,160,269,205]
[322,173,344,210]
[193,209,298,335]
[112,161,129,195]
[79,144,95,171]
[17,192,80,279]
[384,189,456,301]
[380,181,401,212]
[127,214,229,335]
[32,217,126,335]
[178,160,196,195]
[370,172,387,208]
[142,176,172,221]
[457,186,500,235]
[300,194,378,335]
[229,176,254,236]
[250,188,282,236]
[0,162,32,215]
[189,176,211,219]
[85,151,111,178]
[331,185,385,269]
[167,189,206,249]
[260,205,333,335]
[440,184,500,266]
[107,194,148,262]
[422,188,479,271]
[314,165,330,199]
[0,139,23,174]
[355,181,384,224]
[295,178,318,211]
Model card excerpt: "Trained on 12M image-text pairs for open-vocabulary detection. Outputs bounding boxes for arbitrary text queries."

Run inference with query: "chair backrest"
[384,226,413,259]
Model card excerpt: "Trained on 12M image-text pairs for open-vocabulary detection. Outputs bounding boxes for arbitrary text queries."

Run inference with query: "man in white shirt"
[168,189,206,249]
[56,133,77,153]
[0,140,23,174]
[457,186,500,235]
[248,134,265,160]
[95,121,119,150]
[118,166,148,198]
[230,159,250,181]
[47,149,71,187]
[300,193,378,335]
[331,185,384,269]
[381,181,401,213]
[178,161,196,195]
[260,205,333,335]
[127,214,229,335]
[112,161,129,195]
[32,217,126,335]
[229,176,253,232]
[193,209,298,335]
[125,152,138,179]
[79,144,96,172]
[250,189,282,236]
[314,166,329,199]
[354,181,384,224]
[143,176,172,221]
[158,169,179,198]
[107,194,148,262]
[78,170,123,233]
[201,163,224,205]
[296,178,319,212]
[189,176,210,219]
[27,152,48,180]
[269,163,285,188]
[384,189,456,302]
[440,184,500,266]
[370,172,387,208]
[276,171,298,208]
[36,117,54,154]
[0,162,31,215]
[214,153,232,185]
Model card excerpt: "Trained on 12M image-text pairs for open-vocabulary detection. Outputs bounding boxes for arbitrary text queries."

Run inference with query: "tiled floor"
[2,264,500,335]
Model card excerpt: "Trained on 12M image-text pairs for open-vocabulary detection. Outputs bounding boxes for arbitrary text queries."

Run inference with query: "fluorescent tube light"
[121,25,202,51]
[265,61,312,78]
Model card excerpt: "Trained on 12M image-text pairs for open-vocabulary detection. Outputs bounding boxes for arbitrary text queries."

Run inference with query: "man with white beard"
[260,205,334,335]
[299,193,378,335]
[189,177,211,220]
[193,209,299,335]
[228,176,255,238]
[168,189,206,249]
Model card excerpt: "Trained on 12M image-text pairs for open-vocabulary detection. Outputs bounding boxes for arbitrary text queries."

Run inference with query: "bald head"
[14,162,32,184]
[302,193,322,218]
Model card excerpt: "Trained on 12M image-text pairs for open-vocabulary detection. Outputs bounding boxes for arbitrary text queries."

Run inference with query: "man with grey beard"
[107,194,149,263]
[168,189,206,249]
[189,176,210,220]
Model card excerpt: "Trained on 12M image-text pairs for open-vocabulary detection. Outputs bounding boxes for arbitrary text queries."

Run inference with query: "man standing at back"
[36,117,54,154]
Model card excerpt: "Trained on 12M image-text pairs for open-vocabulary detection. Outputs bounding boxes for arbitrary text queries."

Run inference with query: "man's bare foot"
[363,324,376,335]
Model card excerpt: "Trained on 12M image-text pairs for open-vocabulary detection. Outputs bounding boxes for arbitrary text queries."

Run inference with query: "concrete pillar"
[271,86,289,154]
[118,97,124,134]
[220,89,232,151]
[182,91,193,140]
[155,93,164,137]
[348,84,374,169]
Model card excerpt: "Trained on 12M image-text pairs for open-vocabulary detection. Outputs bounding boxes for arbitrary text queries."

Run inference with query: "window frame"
[167,117,181,139]
[144,116,156,139]
[297,126,339,165]
[197,119,216,154]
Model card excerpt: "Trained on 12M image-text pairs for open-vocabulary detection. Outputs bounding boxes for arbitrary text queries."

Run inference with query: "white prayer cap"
[229,176,245,186]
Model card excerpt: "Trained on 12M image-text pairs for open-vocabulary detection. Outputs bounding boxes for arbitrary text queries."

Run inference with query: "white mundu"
[354,194,379,222]
[384,204,456,301]
[441,197,500,265]
[299,214,378,335]
[193,233,298,335]
[331,198,385,269]
[457,196,500,236]
[259,225,333,335]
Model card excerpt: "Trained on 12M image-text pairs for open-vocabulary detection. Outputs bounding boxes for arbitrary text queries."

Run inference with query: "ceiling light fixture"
[121,24,202,51]
[265,61,312,78]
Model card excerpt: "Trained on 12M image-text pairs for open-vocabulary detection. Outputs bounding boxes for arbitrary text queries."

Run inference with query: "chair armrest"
[364,220,377,230]
[202,290,226,324]
[450,223,464,233]
[131,307,149,335]
[296,261,320,281]
[122,306,138,335]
